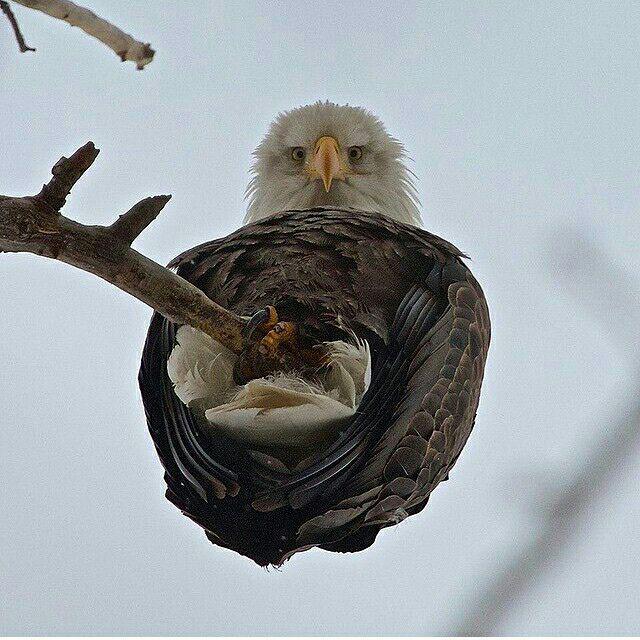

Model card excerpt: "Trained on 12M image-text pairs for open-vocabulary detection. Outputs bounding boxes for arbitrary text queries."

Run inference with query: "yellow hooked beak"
[308,136,345,192]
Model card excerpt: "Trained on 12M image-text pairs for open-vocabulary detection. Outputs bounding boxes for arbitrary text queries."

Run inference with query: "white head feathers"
[245,101,422,226]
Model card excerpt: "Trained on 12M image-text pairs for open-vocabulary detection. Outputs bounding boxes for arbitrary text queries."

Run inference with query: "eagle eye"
[291,147,306,161]
[348,146,363,161]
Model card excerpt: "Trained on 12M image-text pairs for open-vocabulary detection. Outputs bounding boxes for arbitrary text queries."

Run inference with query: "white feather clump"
[167,326,371,449]
[245,100,422,226]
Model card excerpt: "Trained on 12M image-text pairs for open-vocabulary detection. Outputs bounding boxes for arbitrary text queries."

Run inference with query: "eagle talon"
[243,305,279,341]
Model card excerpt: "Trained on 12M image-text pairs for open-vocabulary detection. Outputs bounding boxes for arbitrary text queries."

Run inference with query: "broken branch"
[0,142,246,353]
[11,0,154,69]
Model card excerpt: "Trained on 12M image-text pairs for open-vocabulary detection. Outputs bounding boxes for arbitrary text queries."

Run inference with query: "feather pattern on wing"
[139,208,490,565]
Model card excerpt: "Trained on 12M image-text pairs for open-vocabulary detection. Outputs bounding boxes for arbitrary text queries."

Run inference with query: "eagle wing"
[252,258,490,555]
[139,209,490,564]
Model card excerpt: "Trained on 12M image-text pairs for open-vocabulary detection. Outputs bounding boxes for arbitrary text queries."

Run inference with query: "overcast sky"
[1,1,639,635]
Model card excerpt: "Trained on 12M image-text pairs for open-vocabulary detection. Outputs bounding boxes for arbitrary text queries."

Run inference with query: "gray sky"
[1,1,639,635]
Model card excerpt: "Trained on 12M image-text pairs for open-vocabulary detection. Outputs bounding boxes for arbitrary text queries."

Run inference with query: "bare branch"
[110,195,171,245]
[12,0,154,69]
[0,142,327,384]
[0,142,246,354]
[1,0,35,52]
[36,140,99,210]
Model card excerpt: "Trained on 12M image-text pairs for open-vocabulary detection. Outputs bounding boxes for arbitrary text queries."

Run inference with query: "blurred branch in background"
[452,232,640,635]
[558,231,640,348]
[4,0,154,68]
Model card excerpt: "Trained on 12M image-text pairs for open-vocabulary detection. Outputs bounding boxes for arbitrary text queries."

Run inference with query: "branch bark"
[0,142,246,353]
[11,0,154,69]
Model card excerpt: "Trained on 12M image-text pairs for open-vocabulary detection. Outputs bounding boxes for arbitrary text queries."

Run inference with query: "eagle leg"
[233,306,325,385]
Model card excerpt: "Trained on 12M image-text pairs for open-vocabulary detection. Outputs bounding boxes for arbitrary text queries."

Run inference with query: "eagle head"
[245,101,421,226]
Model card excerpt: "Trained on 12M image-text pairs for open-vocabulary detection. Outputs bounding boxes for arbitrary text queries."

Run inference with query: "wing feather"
[311,272,489,552]
[139,312,240,502]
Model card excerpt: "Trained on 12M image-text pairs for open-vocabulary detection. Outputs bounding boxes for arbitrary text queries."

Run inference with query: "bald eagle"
[139,101,490,566]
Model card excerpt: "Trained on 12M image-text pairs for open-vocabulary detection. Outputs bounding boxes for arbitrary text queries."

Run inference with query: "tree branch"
[109,196,170,245]
[1,0,35,52]
[11,0,154,69]
[36,140,98,209]
[0,142,246,353]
